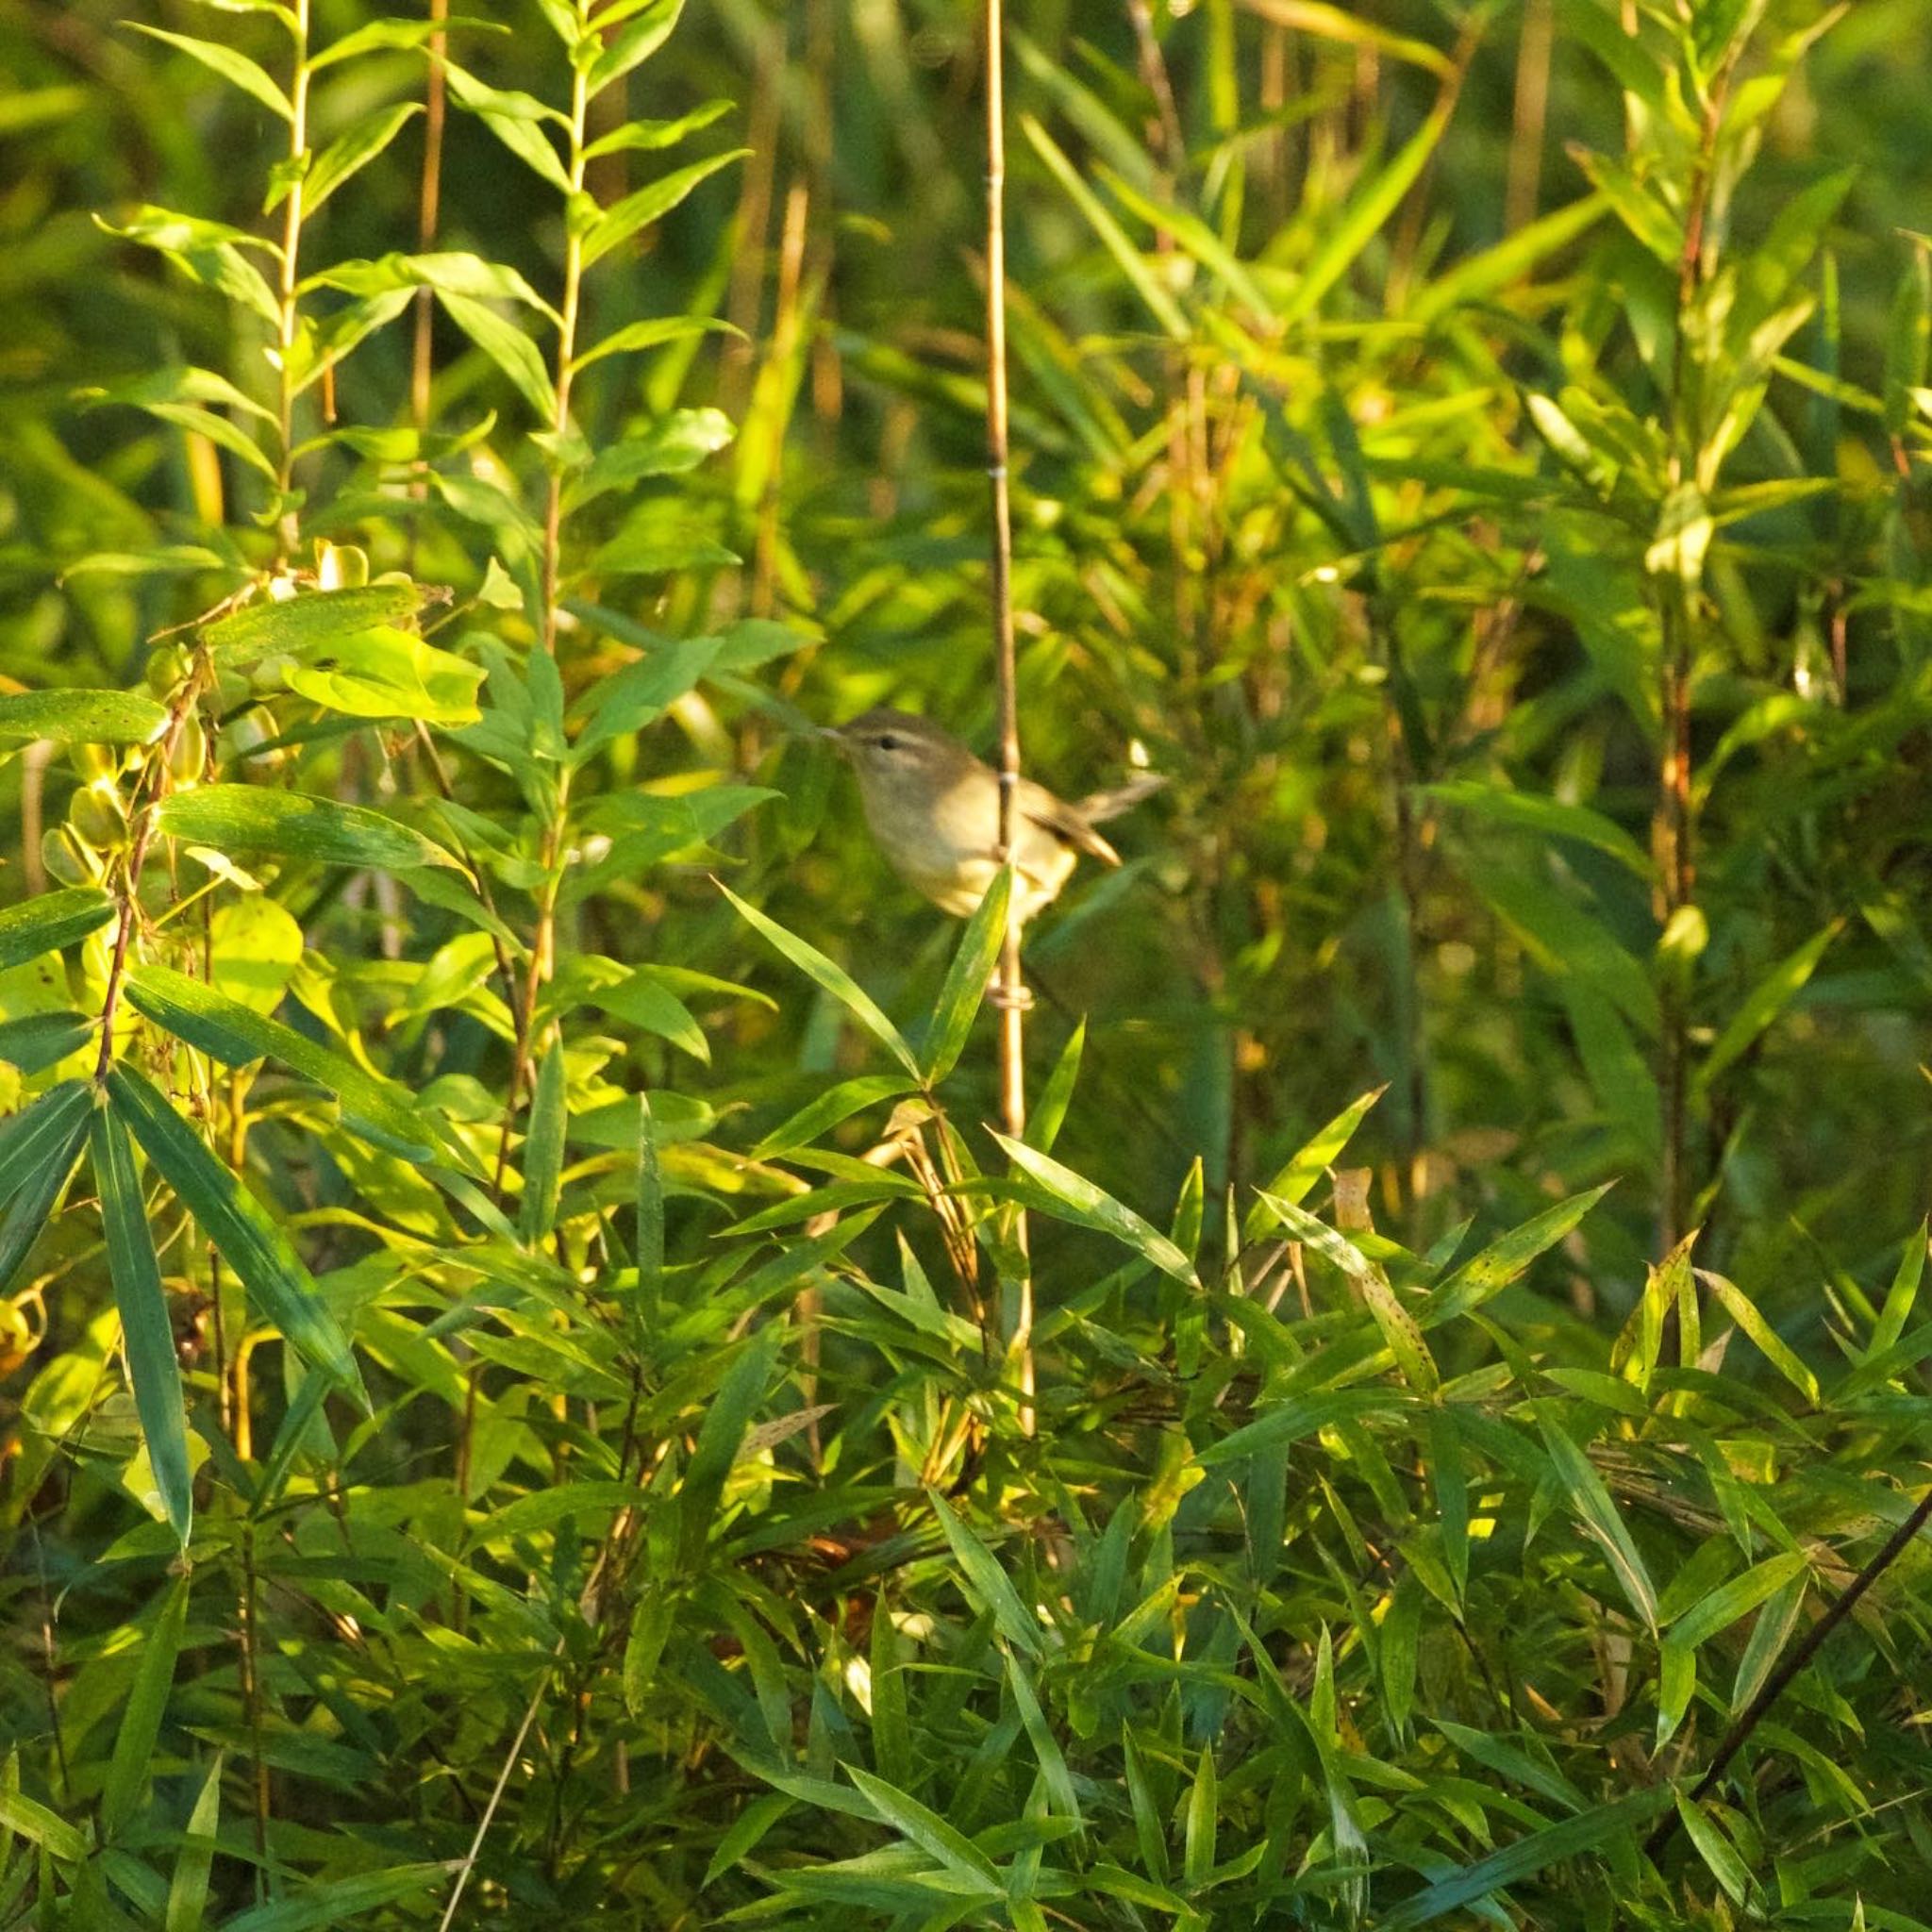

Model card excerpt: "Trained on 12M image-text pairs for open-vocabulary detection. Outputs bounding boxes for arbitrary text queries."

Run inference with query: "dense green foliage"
[0,0,1929,1924]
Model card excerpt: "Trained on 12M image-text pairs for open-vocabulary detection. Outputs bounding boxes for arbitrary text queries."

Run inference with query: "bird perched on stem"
[826,707,1164,930]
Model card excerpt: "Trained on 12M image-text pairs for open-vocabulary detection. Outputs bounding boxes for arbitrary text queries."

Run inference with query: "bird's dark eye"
[874,733,901,751]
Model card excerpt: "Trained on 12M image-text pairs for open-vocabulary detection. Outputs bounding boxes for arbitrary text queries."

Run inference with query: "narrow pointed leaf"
[0,1083,91,1295]
[102,1577,189,1838]
[0,691,169,746]
[125,962,442,1163]
[926,1488,1044,1657]
[719,881,918,1078]
[1536,1415,1657,1632]
[921,866,1010,1083]
[519,1037,567,1247]
[156,785,461,872]
[0,887,116,974]
[92,1100,193,1545]
[109,1064,363,1396]
[127,25,292,121]
[993,1130,1199,1285]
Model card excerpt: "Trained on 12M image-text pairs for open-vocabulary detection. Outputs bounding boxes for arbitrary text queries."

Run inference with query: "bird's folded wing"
[1022,789,1123,866]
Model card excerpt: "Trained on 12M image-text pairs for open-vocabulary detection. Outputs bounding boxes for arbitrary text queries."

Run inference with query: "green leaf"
[1693,923,1840,1098]
[992,1130,1200,1286]
[0,887,116,974]
[925,1488,1043,1658]
[519,1038,567,1247]
[1535,1413,1657,1633]
[583,98,732,160]
[304,101,423,212]
[1674,1793,1757,1909]
[589,972,709,1062]
[1872,1224,1926,1357]
[127,25,293,121]
[579,150,749,270]
[101,204,282,328]
[1243,1087,1384,1237]
[676,1324,780,1566]
[1021,115,1188,340]
[164,1755,223,1932]
[570,314,735,375]
[444,64,572,192]
[156,785,461,873]
[1097,165,1272,316]
[1425,779,1653,878]
[109,1064,364,1397]
[438,290,557,421]
[1699,1270,1821,1403]
[218,1864,455,1932]
[0,1011,92,1074]
[1668,1548,1811,1647]
[124,962,441,1163]
[920,867,1010,1084]
[0,1780,88,1862]
[101,1576,188,1838]
[91,1098,193,1545]
[209,898,304,1015]
[719,881,919,1079]
[844,1767,1002,1897]
[750,1074,914,1159]
[202,585,423,661]
[1278,76,1456,326]
[1182,1743,1218,1889]
[624,1584,677,1712]
[279,625,485,725]
[584,0,687,90]
[568,636,722,763]
[307,16,503,69]
[1024,1019,1084,1156]
[1425,1185,1616,1328]
[0,1083,92,1294]
[561,406,736,512]
[1378,1790,1668,1928]
[0,690,169,746]
[1360,1270,1440,1394]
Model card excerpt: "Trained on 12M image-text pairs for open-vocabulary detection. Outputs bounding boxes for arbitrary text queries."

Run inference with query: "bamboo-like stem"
[983,0,1031,1430]
[273,0,312,560]
[408,0,449,458]
[1505,0,1552,234]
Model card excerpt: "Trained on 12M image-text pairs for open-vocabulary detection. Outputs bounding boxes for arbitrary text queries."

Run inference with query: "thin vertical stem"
[409,0,450,457]
[1505,0,1552,234]
[539,59,591,658]
[984,0,1031,1429]
[499,52,593,1169]
[274,0,312,560]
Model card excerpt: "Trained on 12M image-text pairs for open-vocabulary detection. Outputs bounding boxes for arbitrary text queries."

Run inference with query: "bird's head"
[826,708,974,807]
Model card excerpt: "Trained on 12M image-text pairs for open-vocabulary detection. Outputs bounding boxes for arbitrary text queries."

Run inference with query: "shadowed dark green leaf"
[0,887,116,974]
[91,1099,193,1545]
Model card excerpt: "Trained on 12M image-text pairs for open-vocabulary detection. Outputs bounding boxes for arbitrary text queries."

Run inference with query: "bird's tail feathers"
[1076,773,1168,824]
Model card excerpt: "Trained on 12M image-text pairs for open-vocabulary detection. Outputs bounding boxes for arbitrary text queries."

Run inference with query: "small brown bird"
[827,707,1164,929]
